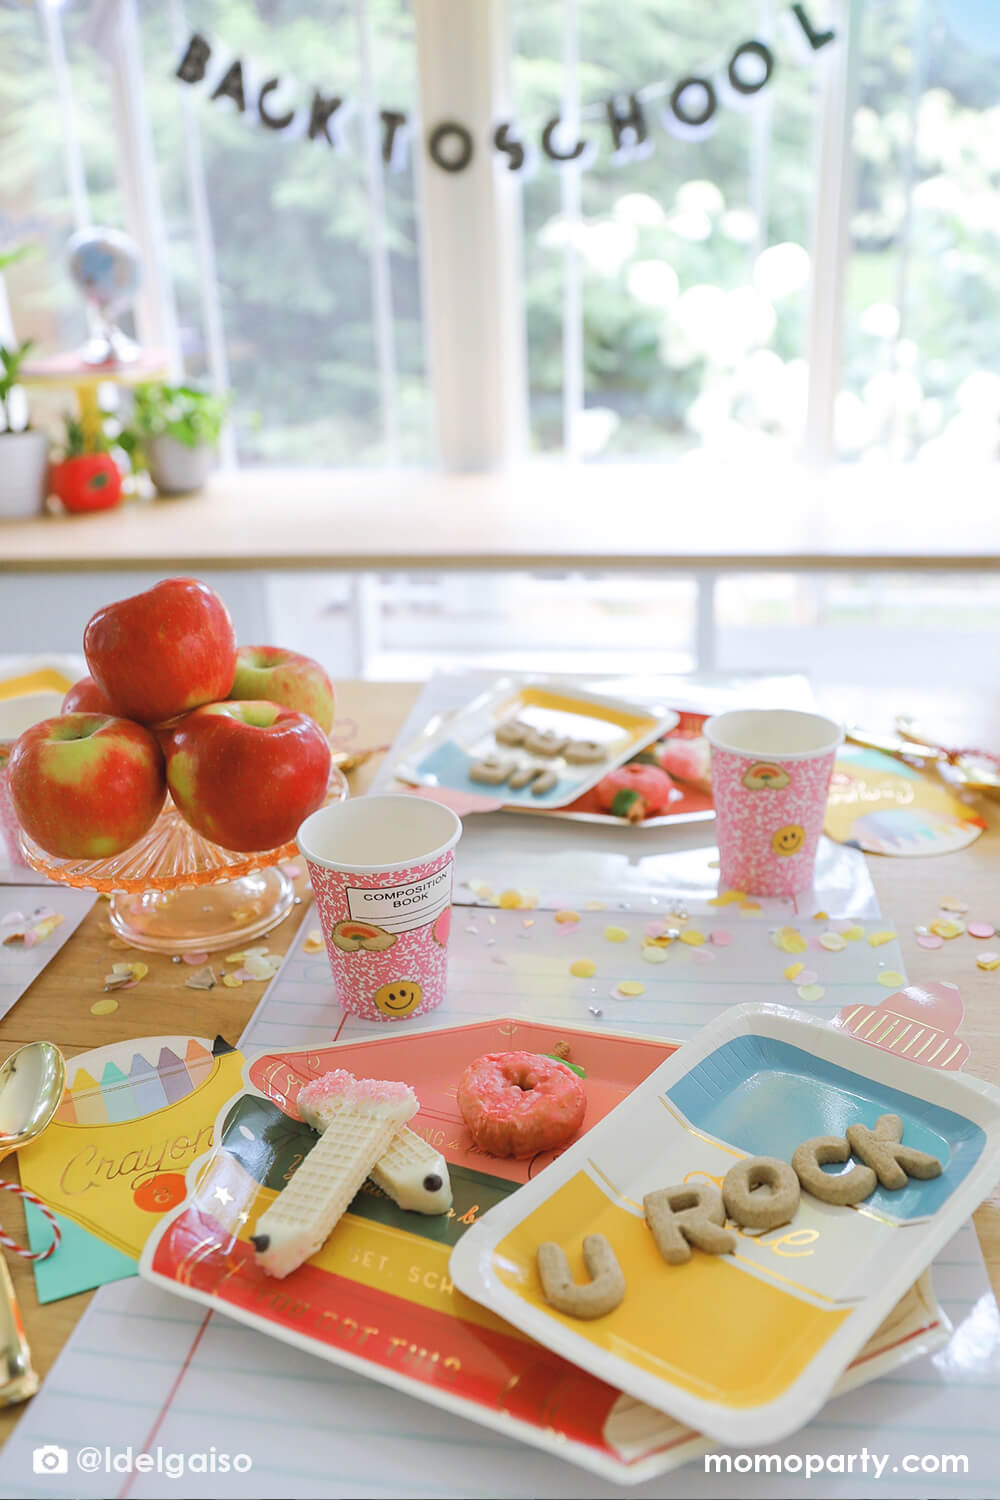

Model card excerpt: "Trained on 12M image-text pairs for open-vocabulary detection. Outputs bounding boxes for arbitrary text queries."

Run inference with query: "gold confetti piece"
[679,928,705,946]
[930,918,965,939]
[773,926,808,955]
[32,914,65,942]
[641,945,669,964]
[819,932,847,952]
[185,965,217,990]
[569,958,597,978]
[811,911,829,922]
[90,998,119,1016]
[977,952,1000,971]
[842,925,864,941]
[222,972,244,988]
[708,891,745,907]
[604,925,629,943]
[522,918,535,928]
[796,984,825,1003]
[498,889,524,909]
[111,960,148,982]
[940,897,969,914]
[617,980,645,997]
[868,930,897,947]
[784,962,805,981]
[583,899,608,910]
[738,901,761,913]
[487,914,497,925]
[554,910,580,924]
[878,970,905,988]
[303,929,325,954]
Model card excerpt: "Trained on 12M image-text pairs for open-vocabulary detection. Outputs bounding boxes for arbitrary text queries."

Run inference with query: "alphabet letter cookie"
[536,1234,626,1319]
[643,1182,735,1264]
[845,1114,943,1191]
[792,1136,877,1205]
[723,1156,800,1231]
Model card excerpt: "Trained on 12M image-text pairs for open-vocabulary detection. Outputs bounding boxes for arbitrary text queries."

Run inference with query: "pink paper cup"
[704,710,843,897]
[297,794,462,1023]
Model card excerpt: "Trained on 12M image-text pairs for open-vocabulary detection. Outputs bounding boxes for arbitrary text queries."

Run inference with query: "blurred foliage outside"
[0,0,997,467]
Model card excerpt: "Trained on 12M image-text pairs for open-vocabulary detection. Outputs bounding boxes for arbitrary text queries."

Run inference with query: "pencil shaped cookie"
[370,1126,452,1214]
[250,1070,417,1278]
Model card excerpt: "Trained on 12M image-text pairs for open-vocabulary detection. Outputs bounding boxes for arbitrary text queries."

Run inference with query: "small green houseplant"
[0,336,48,519]
[125,382,228,496]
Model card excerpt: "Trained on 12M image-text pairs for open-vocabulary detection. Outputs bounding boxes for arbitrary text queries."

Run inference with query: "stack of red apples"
[8,578,335,860]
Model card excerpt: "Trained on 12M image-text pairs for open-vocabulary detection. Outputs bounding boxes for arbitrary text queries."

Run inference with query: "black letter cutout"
[493,122,525,172]
[176,33,211,85]
[605,93,650,160]
[258,79,294,131]
[381,110,408,168]
[669,76,716,128]
[309,93,345,146]
[541,116,587,162]
[728,40,774,95]
[211,60,246,113]
[791,3,836,50]
[427,121,474,173]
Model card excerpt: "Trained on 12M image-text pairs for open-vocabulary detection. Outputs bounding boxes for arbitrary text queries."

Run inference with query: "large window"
[1,0,997,470]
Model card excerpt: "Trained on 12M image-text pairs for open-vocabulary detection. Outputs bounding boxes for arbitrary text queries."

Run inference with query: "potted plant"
[0,338,48,519]
[49,415,124,514]
[125,382,227,496]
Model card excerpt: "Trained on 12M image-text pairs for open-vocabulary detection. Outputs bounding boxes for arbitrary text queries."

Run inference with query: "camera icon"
[33,1445,69,1475]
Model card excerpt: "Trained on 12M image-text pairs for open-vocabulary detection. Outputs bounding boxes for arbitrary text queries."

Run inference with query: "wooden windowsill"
[1,460,996,573]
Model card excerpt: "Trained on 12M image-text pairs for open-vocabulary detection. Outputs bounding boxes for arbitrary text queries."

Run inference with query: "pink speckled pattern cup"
[297,794,462,1023]
[704,710,843,896]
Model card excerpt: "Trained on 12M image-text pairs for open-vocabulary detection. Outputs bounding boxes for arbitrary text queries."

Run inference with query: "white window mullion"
[355,0,401,465]
[803,0,862,463]
[103,0,183,371]
[36,0,91,233]
[167,0,236,466]
[413,0,528,471]
[560,0,584,462]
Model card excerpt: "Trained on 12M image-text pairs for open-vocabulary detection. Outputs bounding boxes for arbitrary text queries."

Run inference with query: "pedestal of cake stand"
[17,770,348,954]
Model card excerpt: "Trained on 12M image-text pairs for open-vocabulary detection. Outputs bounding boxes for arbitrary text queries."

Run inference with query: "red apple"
[8,713,166,860]
[162,700,331,852]
[83,577,237,726]
[228,646,335,733]
[62,675,118,716]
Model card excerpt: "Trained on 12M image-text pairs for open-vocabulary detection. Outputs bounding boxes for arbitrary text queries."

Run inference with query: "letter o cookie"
[536,1234,625,1319]
[723,1155,800,1231]
[792,1136,877,1206]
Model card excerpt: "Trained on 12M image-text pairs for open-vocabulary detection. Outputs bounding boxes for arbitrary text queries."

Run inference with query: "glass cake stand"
[18,768,349,954]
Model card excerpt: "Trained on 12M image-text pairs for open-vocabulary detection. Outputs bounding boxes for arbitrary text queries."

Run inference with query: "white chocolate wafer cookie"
[251,1071,417,1277]
[370,1126,452,1214]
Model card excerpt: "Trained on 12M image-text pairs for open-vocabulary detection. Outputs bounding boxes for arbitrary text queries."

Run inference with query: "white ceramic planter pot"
[146,435,216,496]
[0,430,49,518]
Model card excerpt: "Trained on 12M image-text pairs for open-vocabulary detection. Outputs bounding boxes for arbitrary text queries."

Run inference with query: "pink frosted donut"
[457,1051,586,1159]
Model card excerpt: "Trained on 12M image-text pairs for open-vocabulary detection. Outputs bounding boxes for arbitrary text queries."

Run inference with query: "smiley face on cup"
[373,980,424,1018]
[772,823,806,857]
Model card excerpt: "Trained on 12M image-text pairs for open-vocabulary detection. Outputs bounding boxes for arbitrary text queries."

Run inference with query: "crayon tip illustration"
[212,1035,237,1056]
[249,1233,270,1252]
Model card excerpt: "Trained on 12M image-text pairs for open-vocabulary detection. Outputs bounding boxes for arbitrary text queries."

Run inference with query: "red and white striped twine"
[0,1182,61,1261]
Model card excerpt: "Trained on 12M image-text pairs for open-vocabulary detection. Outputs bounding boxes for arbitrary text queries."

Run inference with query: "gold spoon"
[0,1042,66,1405]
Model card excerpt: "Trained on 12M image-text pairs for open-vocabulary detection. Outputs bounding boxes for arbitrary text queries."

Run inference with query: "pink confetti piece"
[691,947,715,964]
[917,933,944,950]
[968,922,995,940]
[796,968,819,985]
[281,862,303,878]
[709,930,733,946]
[182,951,211,965]
[644,920,665,938]
[0,911,25,927]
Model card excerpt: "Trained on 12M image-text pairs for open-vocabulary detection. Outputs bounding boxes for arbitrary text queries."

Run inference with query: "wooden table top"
[1,676,999,1448]
[3,462,1000,574]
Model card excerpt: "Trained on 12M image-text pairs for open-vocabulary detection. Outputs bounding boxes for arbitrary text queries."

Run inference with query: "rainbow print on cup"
[704,709,843,896]
[297,794,462,1023]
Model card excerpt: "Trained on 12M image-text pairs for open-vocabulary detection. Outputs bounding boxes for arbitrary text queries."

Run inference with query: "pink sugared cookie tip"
[298,1069,416,1114]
